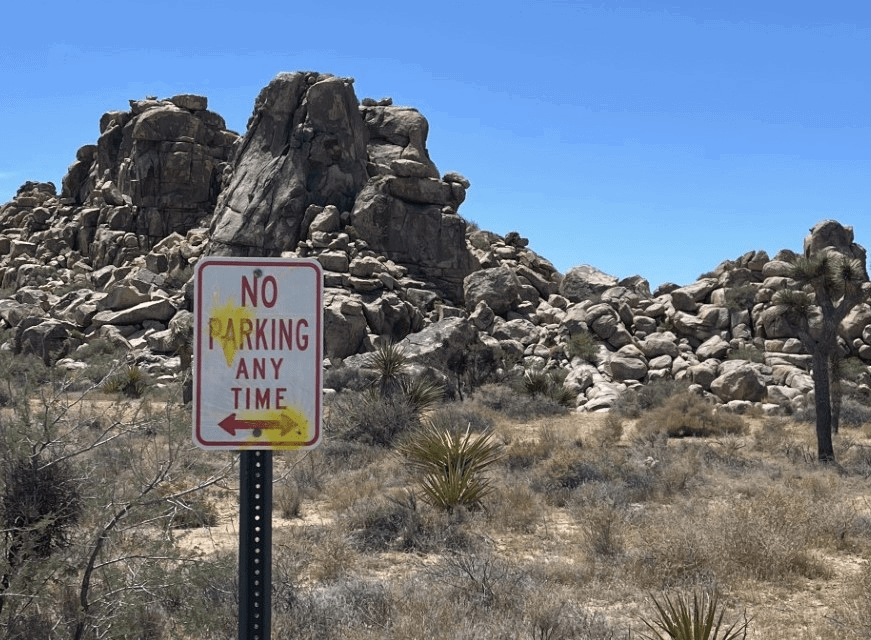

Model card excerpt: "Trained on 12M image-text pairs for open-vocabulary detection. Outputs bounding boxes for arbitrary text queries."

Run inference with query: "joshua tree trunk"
[812,346,835,463]
[830,352,842,435]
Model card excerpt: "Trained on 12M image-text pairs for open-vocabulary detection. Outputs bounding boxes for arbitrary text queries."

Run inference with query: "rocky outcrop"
[209,73,476,302]
[0,73,868,418]
[210,73,369,256]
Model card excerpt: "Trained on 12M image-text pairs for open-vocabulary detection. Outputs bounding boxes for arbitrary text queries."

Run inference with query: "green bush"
[1,455,82,558]
[613,379,690,418]
[566,330,598,361]
[640,393,747,439]
[327,390,422,447]
[398,424,502,511]
[726,347,766,363]
[640,591,750,640]
[472,383,570,419]
[101,365,150,398]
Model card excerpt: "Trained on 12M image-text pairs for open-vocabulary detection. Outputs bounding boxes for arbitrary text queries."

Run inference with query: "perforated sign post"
[193,256,323,640]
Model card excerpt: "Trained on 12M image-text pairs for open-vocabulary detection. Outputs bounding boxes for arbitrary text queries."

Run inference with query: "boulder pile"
[0,71,869,413]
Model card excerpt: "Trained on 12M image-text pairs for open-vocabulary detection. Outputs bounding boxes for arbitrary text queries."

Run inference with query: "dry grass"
[6,371,871,639]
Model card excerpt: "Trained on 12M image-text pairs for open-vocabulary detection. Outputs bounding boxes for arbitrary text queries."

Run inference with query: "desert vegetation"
[1,349,871,639]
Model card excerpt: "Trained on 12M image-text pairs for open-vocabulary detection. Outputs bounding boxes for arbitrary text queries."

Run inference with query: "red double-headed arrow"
[219,413,299,437]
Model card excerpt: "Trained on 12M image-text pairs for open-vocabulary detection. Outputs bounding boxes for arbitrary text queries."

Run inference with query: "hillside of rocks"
[1,71,869,413]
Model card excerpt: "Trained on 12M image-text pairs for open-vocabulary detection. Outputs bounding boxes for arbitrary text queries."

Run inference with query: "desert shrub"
[566,329,598,361]
[400,375,444,412]
[428,550,528,609]
[398,424,503,511]
[1,455,82,559]
[726,346,766,363]
[486,481,543,533]
[471,383,570,420]
[639,590,750,640]
[581,501,626,558]
[305,439,382,474]
[518,366,576,407]
[75,337,126,382]
[613,379,690,418]
[841,398,871,428]
[367,341,409,395]
[275,480,303,518]
[502,438,554,471]
[323,364,374,392]
[327,390,422,447]
[795,397,871,429]
[447,343,502,396]
[724,284,758,312]
[427,401,494,435]
[276,578,396,639]
[101,364,150,398]
[342,492,477,553]
[0,350,54,391]
[639,393,747,439]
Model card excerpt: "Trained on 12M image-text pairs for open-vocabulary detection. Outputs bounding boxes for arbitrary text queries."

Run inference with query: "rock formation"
[0,71,869,416]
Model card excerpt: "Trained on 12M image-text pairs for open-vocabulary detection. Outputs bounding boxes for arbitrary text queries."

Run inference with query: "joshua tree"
[775,252,867,462]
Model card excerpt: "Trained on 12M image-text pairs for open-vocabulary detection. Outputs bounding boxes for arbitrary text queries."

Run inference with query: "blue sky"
[2,1,868,289]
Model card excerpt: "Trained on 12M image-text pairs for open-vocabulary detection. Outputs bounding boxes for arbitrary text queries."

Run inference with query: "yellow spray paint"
[240,406,313,450]
[208,296,255,367]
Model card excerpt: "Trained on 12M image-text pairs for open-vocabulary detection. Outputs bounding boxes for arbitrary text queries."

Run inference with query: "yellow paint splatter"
[240,406,314,450]
[208,297,255,367]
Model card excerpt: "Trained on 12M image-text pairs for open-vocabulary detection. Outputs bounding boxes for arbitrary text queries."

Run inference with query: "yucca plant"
[101,365,149,398]
[398,423,502,511]
[639,591,749,640]
[522,367,552,397]
[400,376,444,412]
[368,341,409,396]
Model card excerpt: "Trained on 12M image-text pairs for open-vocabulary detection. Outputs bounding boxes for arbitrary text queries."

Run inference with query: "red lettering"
[296,318,309,351]
[235,359,249,379]
[279,319,293,350]
[255,388,270,409]
[241,275,278,308]
[241,276,257,307]
[253,358,266,380]
[255,319,268,349]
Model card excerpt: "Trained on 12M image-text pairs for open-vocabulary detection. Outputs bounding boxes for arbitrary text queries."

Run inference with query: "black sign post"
[239,450,272,640]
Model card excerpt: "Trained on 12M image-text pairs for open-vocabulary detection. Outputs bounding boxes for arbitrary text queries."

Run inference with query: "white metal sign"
[193,257,323,450]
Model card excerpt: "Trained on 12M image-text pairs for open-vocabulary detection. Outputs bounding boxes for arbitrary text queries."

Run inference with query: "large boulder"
[210,73,369,256]
[463,267,522,316]
[804,220,868,278]
[61,94,236,247]
[397,316,478,371]
[559,265,618,304]
[710,362,768,402]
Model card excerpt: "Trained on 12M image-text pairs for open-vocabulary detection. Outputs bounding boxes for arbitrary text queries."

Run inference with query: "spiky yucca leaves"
[367,341,409,396]
[640,591,749,640]
[101,365,149,398]
[398,424,502,511]
[400,377,444,412]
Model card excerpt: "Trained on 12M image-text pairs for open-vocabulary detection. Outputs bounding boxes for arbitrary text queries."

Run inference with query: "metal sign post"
[239,450,272,640]
[193,257,323,640]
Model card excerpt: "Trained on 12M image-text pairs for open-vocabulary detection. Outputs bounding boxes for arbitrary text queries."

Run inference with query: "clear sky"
[2,1,868,289]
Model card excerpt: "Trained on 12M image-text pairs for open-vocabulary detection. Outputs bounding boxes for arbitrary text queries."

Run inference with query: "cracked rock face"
[209,71,477,302]
[210,72,370,256]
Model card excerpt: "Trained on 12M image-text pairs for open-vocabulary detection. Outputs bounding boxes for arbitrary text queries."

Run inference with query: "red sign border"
[193,257,323,450]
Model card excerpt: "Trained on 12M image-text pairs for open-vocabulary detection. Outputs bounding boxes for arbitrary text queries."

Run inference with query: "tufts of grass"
[398,424,503,512]
[101,365,150,398]
[639,590,750,640]
[471,383,570,420]
[639,393,747,439]
[566,329,598,361]
[613,379,691,419]
[327,390,423,447]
